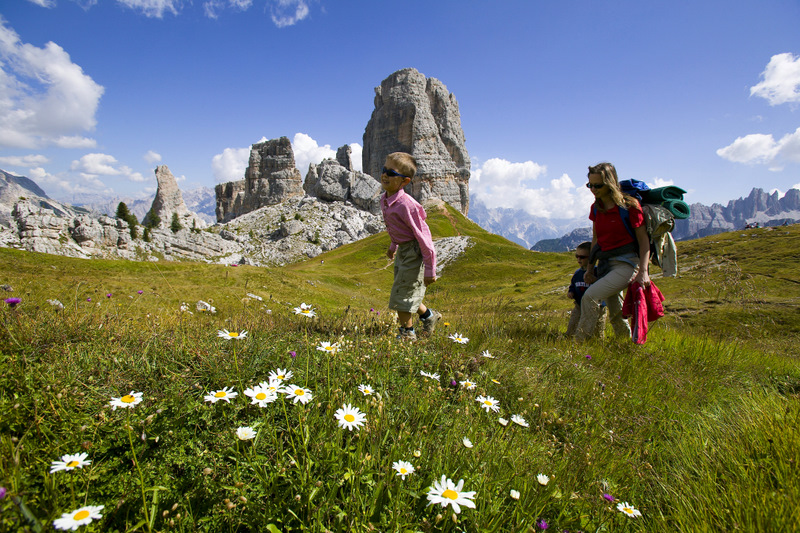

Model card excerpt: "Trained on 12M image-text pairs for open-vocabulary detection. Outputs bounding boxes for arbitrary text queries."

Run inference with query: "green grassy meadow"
[1,205,798,532]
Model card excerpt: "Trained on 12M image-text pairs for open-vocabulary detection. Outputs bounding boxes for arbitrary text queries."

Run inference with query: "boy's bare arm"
[386,247,395,259]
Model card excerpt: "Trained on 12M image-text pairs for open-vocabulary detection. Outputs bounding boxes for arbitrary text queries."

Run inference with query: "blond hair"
[386,152,417,179]
[587,162,638,211]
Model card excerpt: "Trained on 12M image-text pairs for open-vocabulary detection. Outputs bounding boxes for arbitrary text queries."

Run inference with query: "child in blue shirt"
[566,242,605,337]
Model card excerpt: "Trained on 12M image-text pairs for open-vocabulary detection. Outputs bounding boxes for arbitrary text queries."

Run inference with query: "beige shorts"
[389,241,426,313]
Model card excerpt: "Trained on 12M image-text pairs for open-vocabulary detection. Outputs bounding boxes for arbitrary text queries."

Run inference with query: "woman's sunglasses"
[382,167,408,178]
[586,183,605,189]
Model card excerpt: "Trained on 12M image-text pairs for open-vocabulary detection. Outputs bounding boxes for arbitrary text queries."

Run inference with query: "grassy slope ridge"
[0,206,799,532]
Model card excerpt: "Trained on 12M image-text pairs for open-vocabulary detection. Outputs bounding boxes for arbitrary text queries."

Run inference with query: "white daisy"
[480,350,495,358]
[511,414,529,427]
[448,333,469,344]
[392,460,415,480]
[334,403,367,431]
[218,329,247,340]
[498,417,509,426]
[617,502,642,518]
[196,300,216,313]
[537,473,550,486]
[316,341,339,354]
[426,475,477,514]
[244,385,277,407]
[50,453,91,473]
[204,387,238,404]
[259,379,282,394]
[420,370,441,381]
[246,293,263,301]
[459,379,476,390]
[294,303,316,317]
[53,505,104,531]
[282,384,313,405]
[357,384,374,396]
[462,437,473,448]
[509,489,520,500]
[268,368,293,382]
[236,426,256,440]
[109,391,143,411]
[475,395,500,413]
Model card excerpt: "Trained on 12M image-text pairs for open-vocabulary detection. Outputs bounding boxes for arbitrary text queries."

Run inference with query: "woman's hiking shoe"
[420,310,442,337]
[396,327,417,342]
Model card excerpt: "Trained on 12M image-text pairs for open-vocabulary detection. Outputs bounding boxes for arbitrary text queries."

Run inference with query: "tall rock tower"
[362,68,470,214]
[143,165,205,230]
[215,137,304,223]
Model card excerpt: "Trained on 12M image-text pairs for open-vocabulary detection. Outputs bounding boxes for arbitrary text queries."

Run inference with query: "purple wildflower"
[450,379,457,387]
[106,293,112,298]
[86,297,91,302]
[137,290,144,294]
[4,298,21,308]
[603,493,615,502]
[370,308,375,312]
[585,354,592,359]
[537,519,548,530]
[289,351,297,358]
[0,486,6,499]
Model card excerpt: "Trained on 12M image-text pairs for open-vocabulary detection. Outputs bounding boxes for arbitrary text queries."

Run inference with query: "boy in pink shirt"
[380,152,442,341]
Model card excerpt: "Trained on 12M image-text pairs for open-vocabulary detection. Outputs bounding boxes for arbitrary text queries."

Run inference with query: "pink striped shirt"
[381,188,437,278]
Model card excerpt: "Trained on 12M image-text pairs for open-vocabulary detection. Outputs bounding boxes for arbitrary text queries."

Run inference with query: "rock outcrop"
[362,68,471,215]
[143,166,206,230]
[215,137,304,223]
[303,157,382,214]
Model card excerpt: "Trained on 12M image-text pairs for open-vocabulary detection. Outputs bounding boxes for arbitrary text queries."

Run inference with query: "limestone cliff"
[215,137,304,223]
[362,68,471,214]
[142,166,206,230]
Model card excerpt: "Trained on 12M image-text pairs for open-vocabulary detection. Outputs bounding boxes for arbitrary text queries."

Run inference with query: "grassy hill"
[0,205,798,532]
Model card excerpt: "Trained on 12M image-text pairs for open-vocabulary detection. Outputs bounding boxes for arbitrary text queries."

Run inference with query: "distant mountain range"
[469,188,800,252]
[54,187,217,225]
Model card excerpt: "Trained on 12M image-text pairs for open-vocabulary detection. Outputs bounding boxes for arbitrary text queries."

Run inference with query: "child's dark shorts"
[389,241,426,313]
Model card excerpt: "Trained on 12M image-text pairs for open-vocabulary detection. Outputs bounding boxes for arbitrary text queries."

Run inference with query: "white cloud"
[751,53,800,106]
[349,143,362,172]
[0,18,103,149]
[649,177,675,188]
[143,150,162,164]
[0,154,49,167]
[471,157,594,219]
[29,166,111,195]
[291,132,336,175]
[271,0,309,27]
[70,153,147,182]
[717,127,800,166]
[53,135,97,149]
[203,0,252,18]
[25,0,56,7]
[211,146,250,183]
[116,0,180,18]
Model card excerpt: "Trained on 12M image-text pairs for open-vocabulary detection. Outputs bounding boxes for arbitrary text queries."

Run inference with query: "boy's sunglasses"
[382,167,408,179]
[575,254,588,259]
[586,183,605,189]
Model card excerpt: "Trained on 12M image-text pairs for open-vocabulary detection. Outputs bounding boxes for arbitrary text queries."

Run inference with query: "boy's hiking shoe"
[396,327,417,342]
[420,309,442,337]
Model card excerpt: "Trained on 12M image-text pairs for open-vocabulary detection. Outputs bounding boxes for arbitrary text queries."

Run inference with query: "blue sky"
[1,0,799,219]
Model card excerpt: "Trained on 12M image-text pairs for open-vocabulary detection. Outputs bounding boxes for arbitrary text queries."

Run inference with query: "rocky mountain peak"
[362,68,471,215]
[215,136,304,223]
[143,165,206,230]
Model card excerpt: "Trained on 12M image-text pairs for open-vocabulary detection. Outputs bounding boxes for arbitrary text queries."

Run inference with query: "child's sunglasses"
[382,167,408,178]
